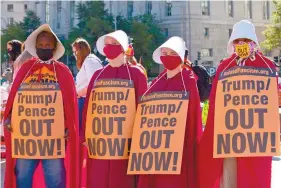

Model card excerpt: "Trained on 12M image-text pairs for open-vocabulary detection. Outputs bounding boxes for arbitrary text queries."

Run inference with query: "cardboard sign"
[278,83,281,107]
[235,43,250,59]
[128,91,189,175]
[24,66,58,83]
[85,79,136,159]
[214,66,280,158]
[11,67,65,159]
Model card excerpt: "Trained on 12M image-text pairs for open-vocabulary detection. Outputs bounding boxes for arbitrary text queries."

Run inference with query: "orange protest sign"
[24,66,58,83]
[278,84,281,107]
[11,67,65,159]
[85,79,136,159]
[214,66,280,158]
[128,91,189,175]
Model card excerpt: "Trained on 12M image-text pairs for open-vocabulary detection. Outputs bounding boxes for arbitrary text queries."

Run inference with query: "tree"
[136,14,165,46]
[114,14,165,70]
[76,1,113,29]
[20,10,41,37]
[65,1,114,56]
[131,14,165,71]
[1,10,41,61]
[66,2,165,75]
[261,0,281,51]
[116,15,132,34]
[1,23,25,62]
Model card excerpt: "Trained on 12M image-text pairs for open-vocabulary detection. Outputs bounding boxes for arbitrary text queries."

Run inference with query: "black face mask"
[7,49,17,61]
[36,48,54,61]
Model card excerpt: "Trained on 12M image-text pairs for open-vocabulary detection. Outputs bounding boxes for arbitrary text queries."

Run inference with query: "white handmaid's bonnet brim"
[227,20,259,55]
[153,36,186,64]
[25,24,65,60]
[96,30,129,56]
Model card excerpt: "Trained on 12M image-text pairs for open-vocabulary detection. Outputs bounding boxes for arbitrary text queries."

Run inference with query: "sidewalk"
[272,156,281,188]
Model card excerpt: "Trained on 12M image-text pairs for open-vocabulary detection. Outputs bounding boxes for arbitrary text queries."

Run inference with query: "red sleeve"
[57,62,77,129]
[4,60,35,120]
[81,70,100,143]
[55,61,80,188]
[185,77,203,188]
[197,62,226,188]
[3,60,36,188]
[152,70,167,84]
[147,70,167,94]
[131,67,148,104]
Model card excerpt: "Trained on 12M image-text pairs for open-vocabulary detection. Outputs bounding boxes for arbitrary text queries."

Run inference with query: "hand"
[64,129,69,140]
[3,115,12,132]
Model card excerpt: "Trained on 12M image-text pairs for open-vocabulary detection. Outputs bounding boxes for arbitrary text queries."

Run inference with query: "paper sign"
[24,67,58,83]
[235,43,250,59]
[85,79,136,159]
[11,67,65,159]
[278,83,281,107]
[214,66,280,158]
[128,91,189,175]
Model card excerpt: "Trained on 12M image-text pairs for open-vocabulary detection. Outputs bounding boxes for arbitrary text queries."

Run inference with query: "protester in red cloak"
[3,24,79,188]
[81,30,147,188]
[137,36,202,188]
[198,20,276,188]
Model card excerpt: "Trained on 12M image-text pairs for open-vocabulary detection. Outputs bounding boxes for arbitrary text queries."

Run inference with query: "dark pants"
[78,97,85,131]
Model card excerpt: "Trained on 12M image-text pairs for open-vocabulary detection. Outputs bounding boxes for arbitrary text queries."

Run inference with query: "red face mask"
[103,44,123,59]
[160,55,182,70]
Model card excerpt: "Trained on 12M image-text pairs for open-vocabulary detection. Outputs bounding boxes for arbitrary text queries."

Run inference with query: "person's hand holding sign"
[3,114,12,132]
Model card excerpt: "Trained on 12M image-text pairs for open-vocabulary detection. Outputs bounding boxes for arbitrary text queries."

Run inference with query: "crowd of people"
[0,19,280,188]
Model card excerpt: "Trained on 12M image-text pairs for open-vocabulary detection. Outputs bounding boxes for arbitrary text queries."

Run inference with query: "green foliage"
[261,0,281,51]
[1,10,41,61]
[20,10,41,37]
[1,23,26,46]
[65,1,114,56]
[132,14,165,69]
[116,15,132,33]
[66,1,165,72]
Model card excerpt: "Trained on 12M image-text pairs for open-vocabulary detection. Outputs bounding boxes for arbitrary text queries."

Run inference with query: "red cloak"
[137,69,203,188]
[81,64,148,188]
[198,53,276,188]
[3,58,79,188]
